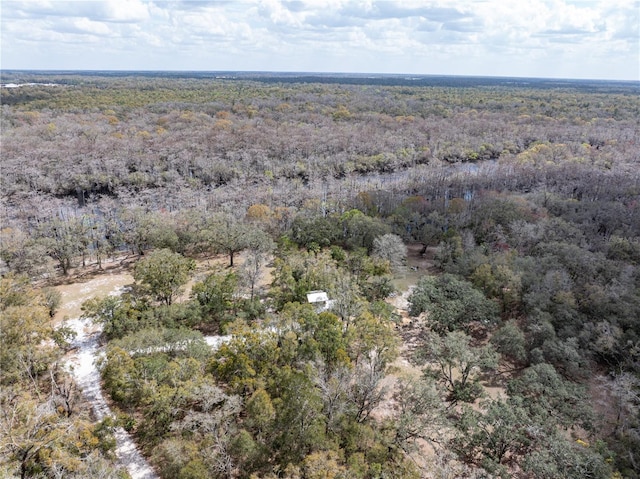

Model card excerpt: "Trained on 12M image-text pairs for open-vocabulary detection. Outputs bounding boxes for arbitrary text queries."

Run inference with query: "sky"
[1,0,639,80]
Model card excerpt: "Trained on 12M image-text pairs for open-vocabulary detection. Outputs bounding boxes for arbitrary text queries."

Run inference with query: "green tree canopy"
[204,216,271,267]
[423,330,499,403]
[133,249,195,305]
[409,273,499,334]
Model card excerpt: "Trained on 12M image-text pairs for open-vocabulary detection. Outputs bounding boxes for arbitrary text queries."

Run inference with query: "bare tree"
[372,233,408,274]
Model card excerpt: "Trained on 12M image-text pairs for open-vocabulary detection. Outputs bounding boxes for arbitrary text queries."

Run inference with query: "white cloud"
[67,17,113,35]
[98,0,150,22]
[1,0,638,79]
[3,0,149,22]
[259,0,304,26]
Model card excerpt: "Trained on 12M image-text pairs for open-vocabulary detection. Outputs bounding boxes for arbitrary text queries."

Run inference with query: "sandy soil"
[51,245,505,478]
[372,247,507,475]
[63,284,159,479]
[53,271,134,323]
[392,244,439,291]
[54,251,266,479]
[52,251,273,321]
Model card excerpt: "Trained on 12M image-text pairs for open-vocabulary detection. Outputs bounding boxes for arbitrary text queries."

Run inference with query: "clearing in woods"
[51,245,502,477]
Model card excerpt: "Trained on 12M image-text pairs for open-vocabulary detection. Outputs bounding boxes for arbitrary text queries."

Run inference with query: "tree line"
[1,73,639,478]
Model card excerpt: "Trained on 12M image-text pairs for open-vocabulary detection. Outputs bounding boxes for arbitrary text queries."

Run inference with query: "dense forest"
[1,71,639,478]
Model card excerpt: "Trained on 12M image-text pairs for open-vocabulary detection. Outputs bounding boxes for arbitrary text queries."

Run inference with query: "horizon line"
[2,68,638,84]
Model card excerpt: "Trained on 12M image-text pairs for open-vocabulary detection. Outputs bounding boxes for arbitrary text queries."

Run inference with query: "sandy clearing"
[53,272,134,323]
[62,283,159,479]
[55,254,254,479]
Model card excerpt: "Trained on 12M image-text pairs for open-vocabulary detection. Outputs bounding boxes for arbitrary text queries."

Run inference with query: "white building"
[307,290,332,312]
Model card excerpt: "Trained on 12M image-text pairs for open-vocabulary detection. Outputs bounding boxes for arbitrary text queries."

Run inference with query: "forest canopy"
[1,72,639,478]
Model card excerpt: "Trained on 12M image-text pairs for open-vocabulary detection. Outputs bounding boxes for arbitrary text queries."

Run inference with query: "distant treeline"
[2,69,639,92]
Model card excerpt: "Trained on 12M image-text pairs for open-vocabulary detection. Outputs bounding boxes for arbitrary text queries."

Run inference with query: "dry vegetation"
[1,72,639,478]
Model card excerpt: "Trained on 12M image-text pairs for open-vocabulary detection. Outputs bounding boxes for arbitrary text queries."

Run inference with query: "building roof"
[307,290,329,303]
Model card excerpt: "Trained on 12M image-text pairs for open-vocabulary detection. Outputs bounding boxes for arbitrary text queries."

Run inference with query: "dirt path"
[371,244,434,422]
[52,246,455,477]
[54,254,249,479]
[373,247,506,475]
[59,275,159,479]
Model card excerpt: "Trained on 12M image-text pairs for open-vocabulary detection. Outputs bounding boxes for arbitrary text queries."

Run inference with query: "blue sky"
[2,0,639,80]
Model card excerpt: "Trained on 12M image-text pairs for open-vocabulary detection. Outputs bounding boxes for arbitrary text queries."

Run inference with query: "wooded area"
[1,72,639,478]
